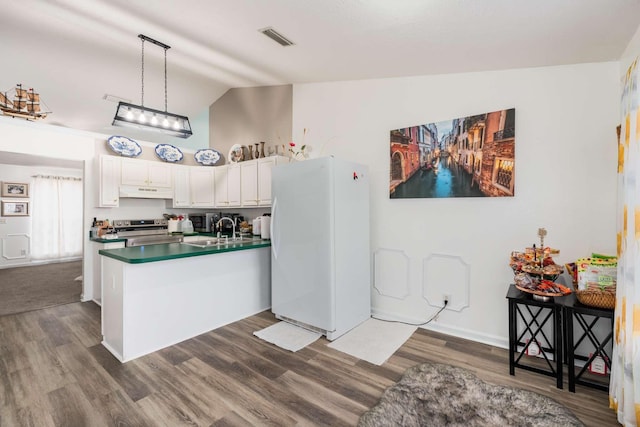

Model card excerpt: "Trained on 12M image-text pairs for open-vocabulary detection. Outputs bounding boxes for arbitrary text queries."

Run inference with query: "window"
[31,175,83,260]
[493,158,514,194]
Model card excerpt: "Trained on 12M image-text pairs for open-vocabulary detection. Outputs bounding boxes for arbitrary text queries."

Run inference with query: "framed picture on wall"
[1,201,29,216]
[1,182,29,198]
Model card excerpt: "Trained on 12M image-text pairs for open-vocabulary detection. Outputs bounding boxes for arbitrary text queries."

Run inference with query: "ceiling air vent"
[259,27,295,47]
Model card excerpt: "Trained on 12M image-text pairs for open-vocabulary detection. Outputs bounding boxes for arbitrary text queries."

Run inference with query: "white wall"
[169,107,210,152]
[210,85,293,162]
[292,62,619,347]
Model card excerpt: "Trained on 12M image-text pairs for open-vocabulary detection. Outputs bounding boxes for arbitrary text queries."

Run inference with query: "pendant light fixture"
[112,34,192,138]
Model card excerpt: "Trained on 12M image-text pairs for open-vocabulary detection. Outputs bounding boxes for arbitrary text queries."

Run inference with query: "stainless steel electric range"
[111,218,183,247]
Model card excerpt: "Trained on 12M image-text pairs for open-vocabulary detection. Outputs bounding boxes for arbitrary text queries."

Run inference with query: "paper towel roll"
[260,216,271,239]
[168,219,179,233]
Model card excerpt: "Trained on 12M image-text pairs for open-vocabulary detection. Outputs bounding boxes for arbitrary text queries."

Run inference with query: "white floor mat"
[254,321,322,352]
[328,318,417,365]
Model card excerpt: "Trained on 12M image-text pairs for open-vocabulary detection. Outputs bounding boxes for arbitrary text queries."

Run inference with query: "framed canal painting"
[389,108,515,198]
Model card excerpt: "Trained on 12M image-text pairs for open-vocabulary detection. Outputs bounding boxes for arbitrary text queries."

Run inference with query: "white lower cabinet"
[91,240,125,305]
[101,247,271,362]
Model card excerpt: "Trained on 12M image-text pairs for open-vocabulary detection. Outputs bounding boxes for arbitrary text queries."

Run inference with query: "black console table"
[561,293,614,392]
[506,285,567,389]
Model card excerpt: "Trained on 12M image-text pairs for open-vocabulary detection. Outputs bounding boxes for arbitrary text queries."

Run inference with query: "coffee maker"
[209,212,222,234]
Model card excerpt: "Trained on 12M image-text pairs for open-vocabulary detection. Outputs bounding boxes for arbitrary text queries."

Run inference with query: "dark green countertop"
[90,236,128,243]
[90,232,215,244]
[99,239,271,264]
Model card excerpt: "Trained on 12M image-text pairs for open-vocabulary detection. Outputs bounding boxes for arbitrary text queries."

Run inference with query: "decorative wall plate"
[194,148,222,166]
[107,135,142,157]
[228,144,244,163]
[154,144,184,162]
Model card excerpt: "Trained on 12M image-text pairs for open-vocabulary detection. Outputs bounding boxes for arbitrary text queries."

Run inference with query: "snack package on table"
[576,256,617,292]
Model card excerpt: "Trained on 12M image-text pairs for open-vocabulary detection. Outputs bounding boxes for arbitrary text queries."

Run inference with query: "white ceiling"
[1,0,639,145]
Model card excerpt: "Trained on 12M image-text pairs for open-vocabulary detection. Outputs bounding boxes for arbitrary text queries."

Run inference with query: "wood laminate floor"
[0,302,618,426]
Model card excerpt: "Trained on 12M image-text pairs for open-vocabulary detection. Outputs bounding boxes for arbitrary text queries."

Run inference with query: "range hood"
[119,185,173,199]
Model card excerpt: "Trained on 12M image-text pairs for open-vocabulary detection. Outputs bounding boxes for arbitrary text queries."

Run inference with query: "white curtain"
[30,175,83,260]
[610,57,640,427]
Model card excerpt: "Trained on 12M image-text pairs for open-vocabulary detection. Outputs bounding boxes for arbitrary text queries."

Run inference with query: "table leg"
[555,304,563,389]
[509,300,516,375]
[567,307,576,392]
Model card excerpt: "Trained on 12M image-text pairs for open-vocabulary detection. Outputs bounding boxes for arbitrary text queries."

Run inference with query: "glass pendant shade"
[113,102,192,138]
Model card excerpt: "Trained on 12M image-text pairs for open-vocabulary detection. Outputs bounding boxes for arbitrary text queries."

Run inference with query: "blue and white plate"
[194,148,222,166]
[155,144,184,162]
[107,135,142,157]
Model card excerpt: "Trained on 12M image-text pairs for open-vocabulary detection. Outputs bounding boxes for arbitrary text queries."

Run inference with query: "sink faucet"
[217,217,236,240]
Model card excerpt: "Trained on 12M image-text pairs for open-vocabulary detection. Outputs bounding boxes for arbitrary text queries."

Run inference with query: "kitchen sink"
[233,236,263,242]
[181,236,263,248]
[181,239,220,248]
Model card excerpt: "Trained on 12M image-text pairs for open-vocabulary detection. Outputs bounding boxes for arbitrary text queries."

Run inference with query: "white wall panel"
[1,234,30,260]
[422,253,470,312]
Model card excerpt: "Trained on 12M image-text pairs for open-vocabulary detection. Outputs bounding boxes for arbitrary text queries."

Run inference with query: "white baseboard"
[0,256,82,270]
[371,307,509,350]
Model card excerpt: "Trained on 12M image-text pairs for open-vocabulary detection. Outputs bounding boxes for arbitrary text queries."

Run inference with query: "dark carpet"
[0,260,82,316]
[358,362,584,427]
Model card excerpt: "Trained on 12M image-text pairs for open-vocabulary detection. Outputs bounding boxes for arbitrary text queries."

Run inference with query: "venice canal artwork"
[389,108,515,199]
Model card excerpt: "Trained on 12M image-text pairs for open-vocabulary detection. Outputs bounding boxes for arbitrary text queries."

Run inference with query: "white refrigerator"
[271,156,371,340]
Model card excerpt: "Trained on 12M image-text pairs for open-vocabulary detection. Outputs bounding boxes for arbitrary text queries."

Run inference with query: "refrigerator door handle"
[271,197,278,260]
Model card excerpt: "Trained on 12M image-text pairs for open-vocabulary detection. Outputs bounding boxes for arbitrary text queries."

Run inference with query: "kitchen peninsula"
[99,239,271,362]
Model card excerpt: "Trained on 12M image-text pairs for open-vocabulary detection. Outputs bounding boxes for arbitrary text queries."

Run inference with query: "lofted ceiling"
[1,0,639,145]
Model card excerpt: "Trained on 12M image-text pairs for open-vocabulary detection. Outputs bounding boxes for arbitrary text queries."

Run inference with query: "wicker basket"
[574,286,616,309]
[565,263,616,310]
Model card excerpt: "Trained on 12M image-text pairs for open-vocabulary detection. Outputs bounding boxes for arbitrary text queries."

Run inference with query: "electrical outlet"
[442,294,451,306]
[0,218,6,224]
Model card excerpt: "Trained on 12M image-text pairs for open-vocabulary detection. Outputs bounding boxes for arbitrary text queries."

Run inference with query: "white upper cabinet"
[239,156,288,207]
[258,156,289,206]
[240,161,258,206]
[214,165,229,207]
[121,158,172,187]
[227,164,241,207]
[98,155,121,207]
[147,162,173,187]
[172,165,191,208]
[215,164,242,207]
[190,167,216,208]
